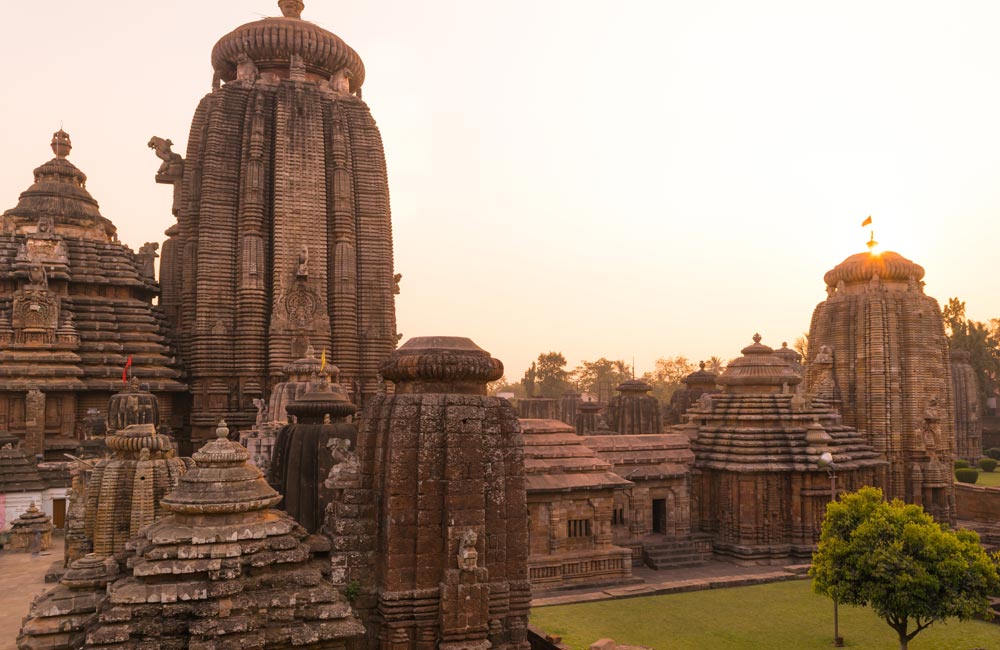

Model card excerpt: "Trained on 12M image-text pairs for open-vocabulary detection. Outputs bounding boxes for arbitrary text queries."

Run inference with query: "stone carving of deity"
[457,530,479,571]
[236,53,259,84]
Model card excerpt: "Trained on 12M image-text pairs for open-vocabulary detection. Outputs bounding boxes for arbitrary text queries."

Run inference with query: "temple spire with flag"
[122,355,133,384]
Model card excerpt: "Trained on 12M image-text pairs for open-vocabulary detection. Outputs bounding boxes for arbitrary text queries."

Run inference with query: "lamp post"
[817,451,844,648]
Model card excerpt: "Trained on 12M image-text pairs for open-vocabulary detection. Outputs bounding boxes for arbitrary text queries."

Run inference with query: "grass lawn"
[965,470,1000,488]
[530,579,999,650]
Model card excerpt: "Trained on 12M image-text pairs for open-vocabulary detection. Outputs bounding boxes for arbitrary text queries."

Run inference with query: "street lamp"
[817,451,844,648]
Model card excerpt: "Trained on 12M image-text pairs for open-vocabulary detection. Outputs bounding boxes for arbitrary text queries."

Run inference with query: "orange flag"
[861,215,873,227]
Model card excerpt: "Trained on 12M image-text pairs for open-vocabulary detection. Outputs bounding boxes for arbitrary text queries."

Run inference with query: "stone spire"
[6,502,53,552]
[805,249,956,522]
[951,349,983,463]
[166,2,393,441]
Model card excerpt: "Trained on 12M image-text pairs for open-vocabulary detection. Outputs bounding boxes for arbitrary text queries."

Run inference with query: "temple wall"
[955,483,1000,522]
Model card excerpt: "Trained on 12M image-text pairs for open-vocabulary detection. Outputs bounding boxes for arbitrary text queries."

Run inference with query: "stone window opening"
[567,518,592,538]
[612,507,626,526]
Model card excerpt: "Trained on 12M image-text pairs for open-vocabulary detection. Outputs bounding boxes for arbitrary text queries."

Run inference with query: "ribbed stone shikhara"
[155,0,397,442]
[805,251,956,522]
[951,349,983,462]
[18,553,119,650]
[83,406,192,556]
[80,420,364,649]
[326,336,530,650]
[0,131,183,458]
[688,335,886,562]
[606,379,662,434]
[7,502,54,552]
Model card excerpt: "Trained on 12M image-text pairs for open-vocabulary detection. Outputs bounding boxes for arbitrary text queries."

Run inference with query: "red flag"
[861,215,873,227]
[122,355,133,384]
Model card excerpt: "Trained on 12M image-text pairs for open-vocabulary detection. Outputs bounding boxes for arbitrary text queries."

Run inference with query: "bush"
[978,458,998,472]
[954,459,971,469]
[986,448,1000,461]
[955,468,980,484]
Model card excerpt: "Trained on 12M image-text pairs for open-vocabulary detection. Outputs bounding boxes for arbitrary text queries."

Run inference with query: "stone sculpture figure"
[146,137,182,173]
[27,259,48,288]
[296,244,309,277]
[330,66,353,94]
[236,52,258,84]
[458,529,479,571]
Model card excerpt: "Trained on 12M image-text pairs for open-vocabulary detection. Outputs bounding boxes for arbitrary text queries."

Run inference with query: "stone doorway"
[652,498,667,534]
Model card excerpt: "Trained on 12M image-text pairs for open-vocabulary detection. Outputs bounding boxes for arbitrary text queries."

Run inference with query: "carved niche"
[12,288,60,346]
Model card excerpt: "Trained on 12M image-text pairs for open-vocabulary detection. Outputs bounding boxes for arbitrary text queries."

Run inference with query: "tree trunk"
[898,630,908,650]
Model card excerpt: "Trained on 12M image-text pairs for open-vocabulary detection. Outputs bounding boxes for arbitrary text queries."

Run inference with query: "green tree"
[810,486,1000,650]
[531,352,572,398]
[488,375,525,398]
[573,358,632,398]
[943,298,1000,403]
[521,362,537,398]
[642,356,696,402]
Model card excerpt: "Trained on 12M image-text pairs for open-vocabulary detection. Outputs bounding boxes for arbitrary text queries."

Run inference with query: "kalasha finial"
[278,0,304,18]
[699,360,706,370]
[51,129,72,158]
[753,333,762,345]
[216,419,229,439]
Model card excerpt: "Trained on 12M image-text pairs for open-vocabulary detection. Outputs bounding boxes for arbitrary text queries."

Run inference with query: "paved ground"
[0,536,64,650]
[532,559,809,607]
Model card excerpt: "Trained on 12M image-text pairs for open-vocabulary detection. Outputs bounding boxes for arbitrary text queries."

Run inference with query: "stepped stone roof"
[81,421,363,648]
[520,419,631,492]
[0,441,46,492]
[0,132,183,392]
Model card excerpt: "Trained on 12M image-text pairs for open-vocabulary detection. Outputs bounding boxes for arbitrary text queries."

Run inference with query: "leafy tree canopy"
[572,358,631,400]
[810,486,1000,650]
[943,297,1000,403]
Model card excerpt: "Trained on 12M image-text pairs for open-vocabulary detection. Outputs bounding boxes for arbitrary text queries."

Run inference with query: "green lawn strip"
[530,579,999,650]
[968,471,1000,487]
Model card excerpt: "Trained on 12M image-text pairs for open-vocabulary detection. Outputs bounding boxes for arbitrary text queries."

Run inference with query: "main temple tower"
[157,1,397,440]
[805,250,955,522]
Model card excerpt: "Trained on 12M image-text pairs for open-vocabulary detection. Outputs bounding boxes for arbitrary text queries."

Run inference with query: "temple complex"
[805,251,957,521]
[156,0,398,442]
[951,349,984,462]
[0,131,184,459]
[327,336,531,650]
[689,335,886,562]
[606,379,662,434]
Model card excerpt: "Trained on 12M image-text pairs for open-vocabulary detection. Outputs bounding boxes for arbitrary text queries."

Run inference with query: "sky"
[2,1,999,381]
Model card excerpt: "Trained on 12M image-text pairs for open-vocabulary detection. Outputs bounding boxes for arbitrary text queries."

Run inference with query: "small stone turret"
[330,336,530,650]
[18,554,119,650]
[607,378,662,434]
[83,391,191,556]
[269,364,357,532]
[6,502,53,552]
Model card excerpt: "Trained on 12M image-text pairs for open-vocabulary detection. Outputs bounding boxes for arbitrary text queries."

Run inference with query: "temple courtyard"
[532,580,999,650]
[0,537,63,650]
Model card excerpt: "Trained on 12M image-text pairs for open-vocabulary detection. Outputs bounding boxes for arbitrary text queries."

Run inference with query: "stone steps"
[642,537,712,570]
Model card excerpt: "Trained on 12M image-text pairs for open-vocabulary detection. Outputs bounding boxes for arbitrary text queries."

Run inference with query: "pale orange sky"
[2,1,998,380]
